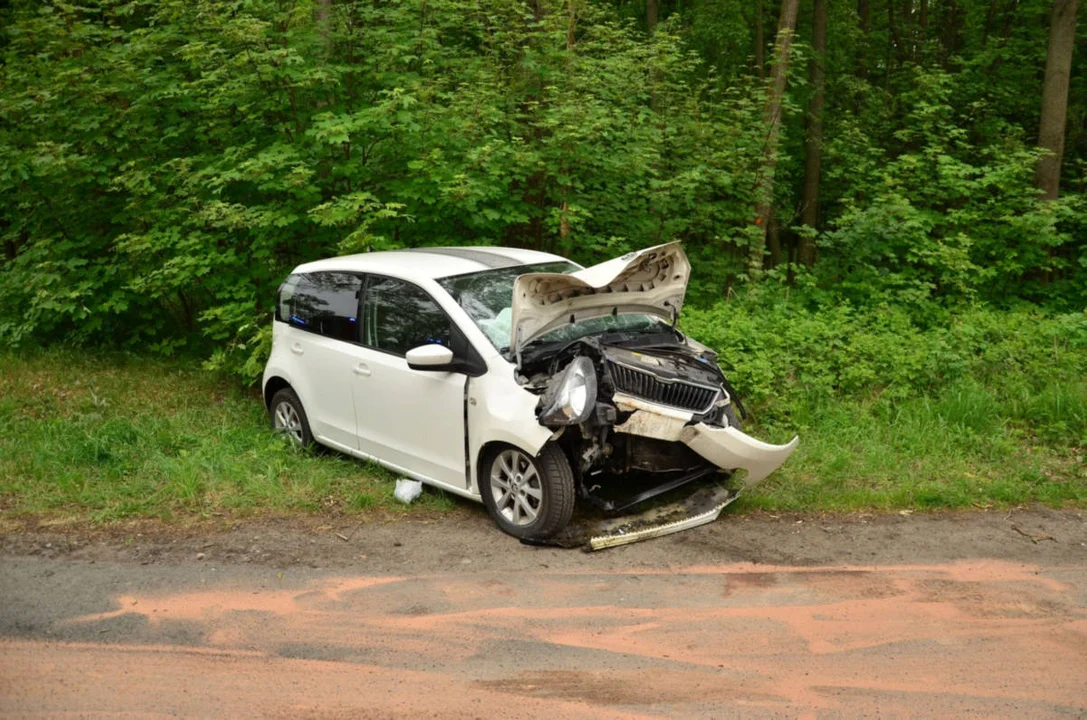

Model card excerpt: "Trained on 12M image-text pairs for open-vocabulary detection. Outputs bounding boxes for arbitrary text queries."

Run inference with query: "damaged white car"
[263,243,797,548]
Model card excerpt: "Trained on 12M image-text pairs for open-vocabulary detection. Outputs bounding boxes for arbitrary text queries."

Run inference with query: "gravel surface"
[2,506,1085,717]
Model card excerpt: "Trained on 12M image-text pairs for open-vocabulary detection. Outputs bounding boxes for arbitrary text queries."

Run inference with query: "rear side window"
[362,277,452,356]
[277,272,362,343]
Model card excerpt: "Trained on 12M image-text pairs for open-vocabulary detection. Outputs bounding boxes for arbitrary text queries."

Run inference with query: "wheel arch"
[263,375,293,409]
[474,438,574,489]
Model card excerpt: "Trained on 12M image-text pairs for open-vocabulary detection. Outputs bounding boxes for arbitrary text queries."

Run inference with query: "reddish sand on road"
[2,559,1085,717]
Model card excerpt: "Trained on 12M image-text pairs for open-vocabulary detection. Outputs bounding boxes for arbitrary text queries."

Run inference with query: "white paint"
[510,241,691,351]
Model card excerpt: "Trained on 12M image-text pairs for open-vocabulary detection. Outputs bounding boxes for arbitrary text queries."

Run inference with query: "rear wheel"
[480,443,575,540]
[269,388,313,449]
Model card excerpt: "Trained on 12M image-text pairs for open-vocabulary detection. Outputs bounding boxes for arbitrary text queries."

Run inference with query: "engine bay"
[518,332,746,512]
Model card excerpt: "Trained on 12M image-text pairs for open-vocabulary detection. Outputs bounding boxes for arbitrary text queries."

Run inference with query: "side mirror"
[405,343,455,371]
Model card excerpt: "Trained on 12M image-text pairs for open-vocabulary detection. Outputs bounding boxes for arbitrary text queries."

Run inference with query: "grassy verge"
[0,349,1082,524]
[739,384,1085,511]
[678,302,1087,512]
[0,351,455,523]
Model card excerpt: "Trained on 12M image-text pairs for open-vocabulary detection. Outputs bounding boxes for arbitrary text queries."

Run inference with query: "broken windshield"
[439,262,577,350]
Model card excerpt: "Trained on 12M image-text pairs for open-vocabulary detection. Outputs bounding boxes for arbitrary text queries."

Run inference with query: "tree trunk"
[982,0,998,45]
[1035,0,1079,200]
[857,0,870,78]
[647,0,658,34]
[567,0,577,50]
[887,0,902,69]
[754,0,766,78]
[799,0,827,268]
[316,0,332,51]
[750,0,801,278]
[558,0,576,250]
[940,0,964,60]
[918,0,928,57]
[767,211,783,268]
[858,0,870,33]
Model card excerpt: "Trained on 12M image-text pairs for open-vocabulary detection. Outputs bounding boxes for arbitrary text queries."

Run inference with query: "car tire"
[480,442,575,540]
[269,387,314,449]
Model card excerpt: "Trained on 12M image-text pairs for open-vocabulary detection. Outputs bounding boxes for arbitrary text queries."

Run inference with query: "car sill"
[314,435,483,503]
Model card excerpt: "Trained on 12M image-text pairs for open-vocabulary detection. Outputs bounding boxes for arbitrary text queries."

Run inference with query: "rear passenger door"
[278,272,366,450]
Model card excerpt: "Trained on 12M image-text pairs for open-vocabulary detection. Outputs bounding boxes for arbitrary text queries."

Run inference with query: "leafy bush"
[682,297,1087,444]
[3,1,1083,383]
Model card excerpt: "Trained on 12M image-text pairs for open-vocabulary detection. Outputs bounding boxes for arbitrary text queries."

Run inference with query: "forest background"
[0,0,1084,518]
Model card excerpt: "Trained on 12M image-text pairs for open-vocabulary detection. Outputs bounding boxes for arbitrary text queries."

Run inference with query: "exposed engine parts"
[521,333,744,512]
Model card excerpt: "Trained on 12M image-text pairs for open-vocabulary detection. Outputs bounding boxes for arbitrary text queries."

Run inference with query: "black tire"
[269,387,314,449]
[480,442,575,540]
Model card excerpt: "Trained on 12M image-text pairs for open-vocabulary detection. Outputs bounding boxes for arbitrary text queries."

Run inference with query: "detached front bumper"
[680,423,799,487]
[612,392,799,487]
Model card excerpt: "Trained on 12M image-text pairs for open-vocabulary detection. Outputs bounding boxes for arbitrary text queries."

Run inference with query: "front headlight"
[538,356,597,426]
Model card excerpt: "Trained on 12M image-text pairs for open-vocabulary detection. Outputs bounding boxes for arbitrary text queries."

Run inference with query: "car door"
[352,275,467,488]
[280,272,367,451]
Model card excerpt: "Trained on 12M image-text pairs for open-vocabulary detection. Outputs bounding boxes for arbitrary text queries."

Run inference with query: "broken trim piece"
[609,393,798,485]
[589,490,741,550]
[612,392,692,442]
[680,424,799,487]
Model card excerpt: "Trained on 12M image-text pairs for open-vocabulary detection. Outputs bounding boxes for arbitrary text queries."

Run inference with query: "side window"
[362,277,453,356]
[280,272,362,343]
[276,274,301,325]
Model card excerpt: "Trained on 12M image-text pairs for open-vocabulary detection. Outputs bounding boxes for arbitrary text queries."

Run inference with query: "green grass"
[0,350,1082,524]
[0,351,456,523]
[738,379,1086,511]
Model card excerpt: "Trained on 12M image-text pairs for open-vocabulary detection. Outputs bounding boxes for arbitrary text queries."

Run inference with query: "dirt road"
[2,507,1085,717]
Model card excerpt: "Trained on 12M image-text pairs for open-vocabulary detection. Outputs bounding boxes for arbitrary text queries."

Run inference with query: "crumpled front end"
[519,324,798,549]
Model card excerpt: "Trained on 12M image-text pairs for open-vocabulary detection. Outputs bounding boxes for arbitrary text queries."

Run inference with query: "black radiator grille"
[608,361,719,413]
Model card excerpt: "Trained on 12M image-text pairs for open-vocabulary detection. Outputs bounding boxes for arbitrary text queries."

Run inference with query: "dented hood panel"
[510,242,691,351]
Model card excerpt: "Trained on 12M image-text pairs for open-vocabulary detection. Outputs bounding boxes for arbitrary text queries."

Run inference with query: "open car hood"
[510,242,691,353]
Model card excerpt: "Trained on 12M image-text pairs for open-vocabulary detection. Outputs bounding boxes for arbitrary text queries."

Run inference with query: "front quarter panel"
[467,362,554,496]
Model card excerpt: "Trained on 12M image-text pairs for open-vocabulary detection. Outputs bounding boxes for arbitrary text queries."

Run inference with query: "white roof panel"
[292,246,572,281]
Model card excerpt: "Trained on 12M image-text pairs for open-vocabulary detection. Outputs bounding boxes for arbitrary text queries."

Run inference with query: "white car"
[262,243,797,542]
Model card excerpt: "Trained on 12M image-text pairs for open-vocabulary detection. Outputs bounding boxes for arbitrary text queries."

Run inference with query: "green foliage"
[682,299,1086,511]
[0,0,772,378]
[683,297,1087,440]
[0,351,456,520]
[0,0,1084,384]
[819,67,1083,306]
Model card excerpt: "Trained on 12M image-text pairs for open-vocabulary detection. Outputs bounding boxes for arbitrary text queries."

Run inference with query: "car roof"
[292,246,575,281]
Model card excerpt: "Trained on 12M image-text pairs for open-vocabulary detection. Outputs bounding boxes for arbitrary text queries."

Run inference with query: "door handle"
[353,363,372,377]
[290,343,304,356]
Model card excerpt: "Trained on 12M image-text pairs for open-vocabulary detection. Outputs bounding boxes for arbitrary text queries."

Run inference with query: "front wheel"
[480,443,575,540]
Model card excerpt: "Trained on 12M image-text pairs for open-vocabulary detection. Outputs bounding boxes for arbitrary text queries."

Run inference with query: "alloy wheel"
[489,449,543,526]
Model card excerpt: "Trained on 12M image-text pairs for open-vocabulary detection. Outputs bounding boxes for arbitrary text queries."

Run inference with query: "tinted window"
[279,272,362,343]
[277,274,302,324]
[363,277,452,356]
